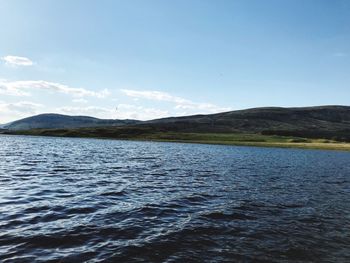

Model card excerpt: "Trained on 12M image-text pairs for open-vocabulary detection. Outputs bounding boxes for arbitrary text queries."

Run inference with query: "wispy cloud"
[0,79,110,98]
[0,101,43,123]
[0,81,30,96]
[0,100,43,112]
[121,89,188,104]
[120,89,231,114]
[57,104,169,120]
[2,55,34,67]
[72,98,88,104]
[117,104,169,120]
[333,52,347,57]
[3,101,43,113]
[57,106,114,117]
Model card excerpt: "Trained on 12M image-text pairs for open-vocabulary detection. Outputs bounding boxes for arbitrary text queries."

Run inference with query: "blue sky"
[0,0,349,123]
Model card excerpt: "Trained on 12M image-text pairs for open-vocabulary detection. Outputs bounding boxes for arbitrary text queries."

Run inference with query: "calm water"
[0,135,350,262]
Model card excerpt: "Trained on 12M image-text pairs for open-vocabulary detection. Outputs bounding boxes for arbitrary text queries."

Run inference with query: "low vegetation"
[3,106,350,151]
[7,127,350,151]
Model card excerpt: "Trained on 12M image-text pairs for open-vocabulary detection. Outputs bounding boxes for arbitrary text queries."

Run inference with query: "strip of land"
[2,106,350,151]
[6,127,350,151]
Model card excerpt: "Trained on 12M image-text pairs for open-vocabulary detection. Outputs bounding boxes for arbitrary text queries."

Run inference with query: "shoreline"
[3,131,350,152]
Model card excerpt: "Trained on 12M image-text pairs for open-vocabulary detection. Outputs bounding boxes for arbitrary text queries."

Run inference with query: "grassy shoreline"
[3,129,350,152]
[158,139,350,151]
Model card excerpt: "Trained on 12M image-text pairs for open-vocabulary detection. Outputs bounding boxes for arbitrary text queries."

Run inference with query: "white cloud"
[2,55,34,67]
[120,89,189,105]
[72,98,88,104]
[0,101,43,123]
[57,106,114,117]
[0,82,30,96]
[117,104,169,120]
[56,104,169,120]
[0,101,43,113]
[0,79,110,98]
[120,89,231,114]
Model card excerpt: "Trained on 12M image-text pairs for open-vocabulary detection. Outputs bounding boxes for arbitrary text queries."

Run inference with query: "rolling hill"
[2,106,350,142]
[2,113,140,131]
[141,105,350,141]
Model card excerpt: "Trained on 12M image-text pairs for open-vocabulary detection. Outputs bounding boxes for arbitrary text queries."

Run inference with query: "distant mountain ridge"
[3,113,140,130]
[3,106,350,141]
[142,105,350,141]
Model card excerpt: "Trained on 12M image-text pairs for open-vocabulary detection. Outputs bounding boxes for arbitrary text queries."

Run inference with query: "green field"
[7,127,350,151]
[133,132,350,151]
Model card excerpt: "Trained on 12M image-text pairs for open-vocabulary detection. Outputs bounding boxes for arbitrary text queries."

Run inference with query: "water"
[0,135,349,262]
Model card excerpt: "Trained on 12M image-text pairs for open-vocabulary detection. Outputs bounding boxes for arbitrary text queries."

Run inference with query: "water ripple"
[0,135,350,262]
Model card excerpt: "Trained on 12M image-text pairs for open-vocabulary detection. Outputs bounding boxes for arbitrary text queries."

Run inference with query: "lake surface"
[0,135,349,262]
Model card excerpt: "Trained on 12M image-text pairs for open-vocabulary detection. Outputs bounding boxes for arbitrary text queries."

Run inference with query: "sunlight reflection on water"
[0,135,350,262]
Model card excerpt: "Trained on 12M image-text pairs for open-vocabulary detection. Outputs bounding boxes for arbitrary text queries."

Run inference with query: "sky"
[0,0,349,123]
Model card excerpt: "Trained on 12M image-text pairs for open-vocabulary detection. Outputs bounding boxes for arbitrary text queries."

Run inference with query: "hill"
[3,106,350,144]
[141,105,350,141]
[3,113,140,131]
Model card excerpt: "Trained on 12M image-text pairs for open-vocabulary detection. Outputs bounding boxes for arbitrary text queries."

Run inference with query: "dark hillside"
[4,106,350,141]
[4,113,140,130]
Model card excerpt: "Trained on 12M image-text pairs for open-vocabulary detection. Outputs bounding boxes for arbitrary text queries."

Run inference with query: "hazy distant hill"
[3,106,350,141]
[3,113,140,130]
[141,106,350,141]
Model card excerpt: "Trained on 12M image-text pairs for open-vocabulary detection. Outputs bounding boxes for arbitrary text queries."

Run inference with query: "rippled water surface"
[0,135,350,262]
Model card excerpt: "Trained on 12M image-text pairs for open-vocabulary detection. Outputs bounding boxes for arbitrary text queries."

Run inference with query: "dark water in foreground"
[0,135,350,262]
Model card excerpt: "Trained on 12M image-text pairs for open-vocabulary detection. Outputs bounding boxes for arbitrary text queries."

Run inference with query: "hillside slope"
[3,106,350,141]
[142,106,350,141]
[3,113,140,130]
